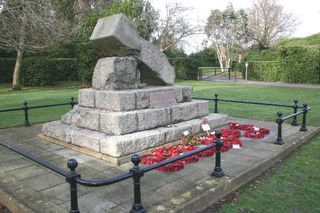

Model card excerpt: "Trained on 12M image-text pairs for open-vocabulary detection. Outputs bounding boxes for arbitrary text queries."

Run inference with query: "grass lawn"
[0,80,319,127]
[176,80,320,126]
[216,134,320,213]
[0,80,319,212]
[0,82,79,128]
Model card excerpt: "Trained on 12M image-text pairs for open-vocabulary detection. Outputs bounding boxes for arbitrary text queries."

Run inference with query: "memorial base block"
[42,84,228,165]
[42,113,228,165]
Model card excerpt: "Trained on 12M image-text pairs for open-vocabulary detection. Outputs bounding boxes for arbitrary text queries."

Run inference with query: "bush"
[247,61,281,81]
[171,58,200,80]
[246,46,320,84]
[244,49,279,61]
[278,46,320,84]
[189,48,219,67]
[0,58,16,83]
[165,49,201,80]
[21,56,78,86]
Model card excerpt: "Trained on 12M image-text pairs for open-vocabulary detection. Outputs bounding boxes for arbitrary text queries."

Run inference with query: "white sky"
[149,0,320,53]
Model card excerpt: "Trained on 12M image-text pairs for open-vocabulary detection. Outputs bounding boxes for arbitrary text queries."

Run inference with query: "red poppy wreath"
[140,121,270,172]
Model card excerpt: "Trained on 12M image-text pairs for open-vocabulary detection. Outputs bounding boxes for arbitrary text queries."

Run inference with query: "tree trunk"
[12,7,26,90]
[218,59,224,72]
[12,48,24,90]
[238,53,243,63]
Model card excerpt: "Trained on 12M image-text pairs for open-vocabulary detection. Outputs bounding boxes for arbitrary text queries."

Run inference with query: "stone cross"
[90,13,175,88]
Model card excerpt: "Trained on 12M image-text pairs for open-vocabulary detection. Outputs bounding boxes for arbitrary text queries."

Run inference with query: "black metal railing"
[275,104,311,145]
[193,94,311,145]
[0,131,225,213]
[0,97,77,127]
[198,67,231,81]
[194,94,303,126]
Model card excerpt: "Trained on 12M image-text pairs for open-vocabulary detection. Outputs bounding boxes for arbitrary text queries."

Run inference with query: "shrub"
[278,46,320,84]
[244,49,279,61]
[247,61,281,81]
[246,46,320,84]
[166,49,201,80]
[171,58,200,80]
[21,56,78,86]
[0,58,16,83]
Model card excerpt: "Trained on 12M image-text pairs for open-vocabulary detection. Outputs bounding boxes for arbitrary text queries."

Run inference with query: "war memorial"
[0,13,319,213]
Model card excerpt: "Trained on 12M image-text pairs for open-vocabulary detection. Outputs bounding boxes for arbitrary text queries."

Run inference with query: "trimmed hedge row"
[166,48,218,80]
[278,46,320,84]
[246,61,281,82]
[170,58,200,80]
[246,46,320,84]
[20,57,78,86]
[0,58,16,83]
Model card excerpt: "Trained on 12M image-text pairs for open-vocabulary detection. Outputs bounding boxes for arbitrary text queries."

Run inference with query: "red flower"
[197,148,216,157]
[157,162,184,172]
[140,121,269,172]
[181,155,199,164]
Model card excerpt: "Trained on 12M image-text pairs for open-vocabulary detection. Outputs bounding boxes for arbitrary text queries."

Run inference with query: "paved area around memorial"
[0,117,319,213]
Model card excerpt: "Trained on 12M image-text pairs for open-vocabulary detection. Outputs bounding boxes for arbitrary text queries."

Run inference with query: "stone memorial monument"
[42,13,228,165]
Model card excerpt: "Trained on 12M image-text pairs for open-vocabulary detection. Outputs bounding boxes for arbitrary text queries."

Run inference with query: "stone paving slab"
[0,117,319,213]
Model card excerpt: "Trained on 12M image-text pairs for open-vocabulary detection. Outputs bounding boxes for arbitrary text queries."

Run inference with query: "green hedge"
[0,58,16,83]
[21,57,78,86]
[247,61,281,81]
[170,58,200,80]
[278,46,320,84]
[244,49,280,61]
[247,46,320,84]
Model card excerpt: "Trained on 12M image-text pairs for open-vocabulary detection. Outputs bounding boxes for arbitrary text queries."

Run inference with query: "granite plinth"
[78,85,193,111]
[42,114,228,165]
[61,100,208,135]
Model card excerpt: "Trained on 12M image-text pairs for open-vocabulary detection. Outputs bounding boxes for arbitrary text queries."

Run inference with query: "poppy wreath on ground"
[228,122,270,139]
[140,128,241,172]
[140,122,270,172]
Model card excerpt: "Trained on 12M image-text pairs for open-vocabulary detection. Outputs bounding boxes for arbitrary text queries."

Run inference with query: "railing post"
[214,94,219,113]
[211,130,225,177]
[228,68,231,80]
[70,97,76,109]
[290,98,299,126]
[130,154,146,213]
[275,111,284,145]
[23,101,31,127]
[300,104,308,132]
[66,159,80,213]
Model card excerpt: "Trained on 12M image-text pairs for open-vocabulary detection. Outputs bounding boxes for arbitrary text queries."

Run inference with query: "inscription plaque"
[149,90,177,108]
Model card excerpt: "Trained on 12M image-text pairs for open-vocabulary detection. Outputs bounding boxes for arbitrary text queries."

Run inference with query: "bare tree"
[205,4,248,71]
[247,0,298,50]
[0,0,68,89]
[153,3,202,52]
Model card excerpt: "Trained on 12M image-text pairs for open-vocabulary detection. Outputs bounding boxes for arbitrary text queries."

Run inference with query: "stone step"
[61,100,209,135]
[78,85,193,111]
[42,113,228,165]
